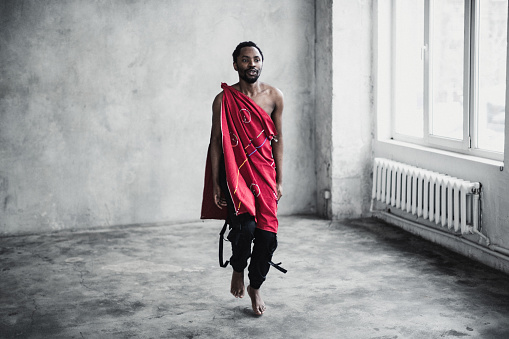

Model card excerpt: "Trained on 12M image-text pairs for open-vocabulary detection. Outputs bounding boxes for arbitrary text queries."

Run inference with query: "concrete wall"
[0,0,317,234]
[4,0,508,275]
[315,0,374,220]
[315,0,333,218]
[330,0,373,219]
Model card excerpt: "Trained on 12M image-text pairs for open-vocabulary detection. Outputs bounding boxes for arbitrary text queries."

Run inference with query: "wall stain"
[0,176,9,212]
[4,195,11,211]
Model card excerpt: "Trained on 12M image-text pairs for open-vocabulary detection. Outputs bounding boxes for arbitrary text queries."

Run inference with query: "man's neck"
[238,80,261,98]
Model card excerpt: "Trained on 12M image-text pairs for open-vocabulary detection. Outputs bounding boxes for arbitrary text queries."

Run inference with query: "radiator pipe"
[471,227,490,246]
[373,205,509,259]
[375,211,509,265]
[490,244,509,258]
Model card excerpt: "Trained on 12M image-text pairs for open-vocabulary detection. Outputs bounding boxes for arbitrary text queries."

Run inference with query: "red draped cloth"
[201,83,279,233]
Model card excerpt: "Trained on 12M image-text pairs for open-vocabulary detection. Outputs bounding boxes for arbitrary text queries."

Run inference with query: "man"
[201,41,284,315]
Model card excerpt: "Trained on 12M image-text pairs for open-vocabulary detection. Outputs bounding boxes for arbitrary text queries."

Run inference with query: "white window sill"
[375,139,504,170]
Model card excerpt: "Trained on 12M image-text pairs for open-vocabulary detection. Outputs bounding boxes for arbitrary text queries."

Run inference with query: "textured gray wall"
[0,0,316,234]
[314,0,333,218]
[331,0,373,218]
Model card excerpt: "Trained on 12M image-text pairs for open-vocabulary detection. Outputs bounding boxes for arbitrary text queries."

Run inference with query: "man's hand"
[276,183,283,201]
[213,184,227,209]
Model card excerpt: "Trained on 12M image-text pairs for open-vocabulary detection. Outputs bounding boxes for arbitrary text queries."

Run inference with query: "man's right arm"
[210,92,227,209]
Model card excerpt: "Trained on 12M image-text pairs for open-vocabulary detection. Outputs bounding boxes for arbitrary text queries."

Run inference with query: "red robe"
[201,83,279,233]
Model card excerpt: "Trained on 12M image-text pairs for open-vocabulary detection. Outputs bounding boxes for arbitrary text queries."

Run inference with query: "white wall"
[0,0,317,234]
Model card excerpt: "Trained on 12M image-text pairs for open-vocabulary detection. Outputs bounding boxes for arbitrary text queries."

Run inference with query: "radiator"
[371,158,482,235]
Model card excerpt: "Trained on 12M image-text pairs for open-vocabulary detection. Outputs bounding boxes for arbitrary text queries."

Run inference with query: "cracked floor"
[1,216,509,338]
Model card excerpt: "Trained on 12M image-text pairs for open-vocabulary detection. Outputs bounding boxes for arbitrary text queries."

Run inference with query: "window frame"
[386,0,506,161]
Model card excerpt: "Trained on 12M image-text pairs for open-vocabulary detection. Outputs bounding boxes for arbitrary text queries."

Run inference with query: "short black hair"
[232,41,264,63]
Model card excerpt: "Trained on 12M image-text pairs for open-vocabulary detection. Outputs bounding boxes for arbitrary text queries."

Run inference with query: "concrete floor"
[1,216,509,338]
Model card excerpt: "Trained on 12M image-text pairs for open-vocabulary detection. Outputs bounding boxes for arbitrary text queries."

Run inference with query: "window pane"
[430,0,464,140]
[393,0,424,137]
[477,0,507,153]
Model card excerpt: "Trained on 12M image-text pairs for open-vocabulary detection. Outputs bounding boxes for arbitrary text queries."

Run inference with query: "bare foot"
[230,270,245,298]
[247,285,266,315]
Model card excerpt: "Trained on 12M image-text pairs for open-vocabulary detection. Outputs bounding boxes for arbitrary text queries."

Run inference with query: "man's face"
[234,47,263,84]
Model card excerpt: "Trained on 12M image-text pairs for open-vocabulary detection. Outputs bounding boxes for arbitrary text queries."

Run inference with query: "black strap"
[219,221,229,268]
[219,221,287,274]
[269,260,287,274]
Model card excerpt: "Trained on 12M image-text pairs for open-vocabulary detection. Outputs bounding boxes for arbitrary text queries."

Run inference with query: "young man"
[201,41,284,315]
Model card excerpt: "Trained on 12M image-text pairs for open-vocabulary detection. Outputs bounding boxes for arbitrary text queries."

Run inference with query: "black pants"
[219,157,277,289]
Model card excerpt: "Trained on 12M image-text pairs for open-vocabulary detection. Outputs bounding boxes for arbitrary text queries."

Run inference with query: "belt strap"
[269,260,287,274]
[219,221,229,268]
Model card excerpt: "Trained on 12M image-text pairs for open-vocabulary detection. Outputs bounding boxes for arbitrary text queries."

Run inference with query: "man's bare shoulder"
[260,82,283,101]
[214,91,224,101]
[213,91,223,105]
[212,91,224,114]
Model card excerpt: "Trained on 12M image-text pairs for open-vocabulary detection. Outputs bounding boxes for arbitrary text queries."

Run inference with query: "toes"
[231,288,244,298]
[254,305,264,315]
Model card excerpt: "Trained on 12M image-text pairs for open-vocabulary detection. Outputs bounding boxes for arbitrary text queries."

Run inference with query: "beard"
[239,68,261,84]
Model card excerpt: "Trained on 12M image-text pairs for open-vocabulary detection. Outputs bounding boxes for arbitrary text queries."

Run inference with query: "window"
[380,0,507,160]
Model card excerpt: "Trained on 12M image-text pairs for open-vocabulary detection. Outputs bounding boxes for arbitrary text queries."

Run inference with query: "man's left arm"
[271,89,284,201]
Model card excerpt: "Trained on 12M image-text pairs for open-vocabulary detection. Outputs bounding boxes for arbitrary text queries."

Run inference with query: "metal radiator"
[371,158,483,236]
